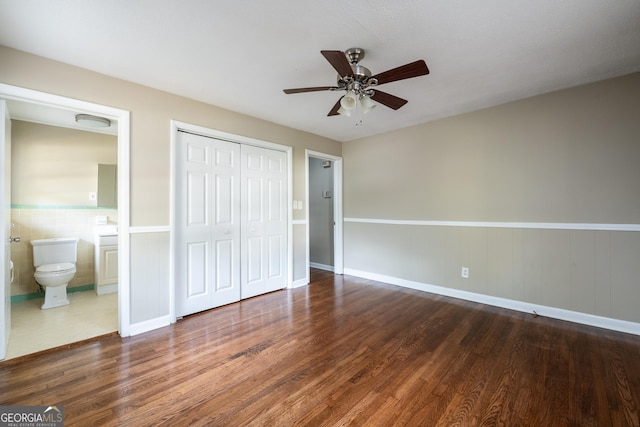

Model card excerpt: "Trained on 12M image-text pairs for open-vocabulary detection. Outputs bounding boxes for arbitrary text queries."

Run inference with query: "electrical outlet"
[461,267,469,278]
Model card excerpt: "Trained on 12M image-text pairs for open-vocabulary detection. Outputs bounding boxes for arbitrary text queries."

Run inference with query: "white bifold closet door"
[240,144,288,299]
[175,131,287,317]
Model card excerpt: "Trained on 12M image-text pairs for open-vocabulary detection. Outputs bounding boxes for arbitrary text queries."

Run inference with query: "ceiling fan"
[283,48,429,117]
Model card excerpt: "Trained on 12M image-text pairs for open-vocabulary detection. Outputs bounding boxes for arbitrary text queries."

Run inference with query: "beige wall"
[5,44,638,330]
[0,46,341,225]
[1,45,341,327]
[12,120,117,206]
[343,73,640,324]
[345,73,640,223]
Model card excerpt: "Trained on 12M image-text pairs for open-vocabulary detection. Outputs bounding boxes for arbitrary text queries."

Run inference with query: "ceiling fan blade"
[370,90,408,110]
[371,60,429,85]
[283,86,336,94]
[321,50,353,78]
[327,99,342,116]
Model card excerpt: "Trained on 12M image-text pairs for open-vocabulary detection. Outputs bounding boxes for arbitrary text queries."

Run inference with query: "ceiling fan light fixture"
[340,92,357,110]
[75,113,111,128]
[360,95,377,114]
[337,105,352,117]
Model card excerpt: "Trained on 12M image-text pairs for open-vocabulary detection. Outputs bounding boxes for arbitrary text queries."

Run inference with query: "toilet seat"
[35,262,76,275]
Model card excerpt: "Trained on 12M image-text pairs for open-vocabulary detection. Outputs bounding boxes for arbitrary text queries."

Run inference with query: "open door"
[305,150,344,282]
[0,100,11,360]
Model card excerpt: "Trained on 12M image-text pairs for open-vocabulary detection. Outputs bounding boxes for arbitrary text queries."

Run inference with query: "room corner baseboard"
[290,278,309,289]
[343,268,640,336]
[129,315,171,336]
[309,262,334,272]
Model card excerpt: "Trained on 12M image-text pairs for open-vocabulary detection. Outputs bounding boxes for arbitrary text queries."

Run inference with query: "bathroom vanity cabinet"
[95,233,118,295]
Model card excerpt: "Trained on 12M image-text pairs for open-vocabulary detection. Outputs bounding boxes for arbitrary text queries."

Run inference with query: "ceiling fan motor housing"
[338,65,374,87]
[338,49,377,94]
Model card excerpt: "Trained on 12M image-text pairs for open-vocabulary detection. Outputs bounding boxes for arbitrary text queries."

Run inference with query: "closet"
[175,131,287,317]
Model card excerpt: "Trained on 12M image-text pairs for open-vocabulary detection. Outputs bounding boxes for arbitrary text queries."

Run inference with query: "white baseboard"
[343,268,640,336]
[310,262,334,272]
[129,315,171,336]
[290,277,309,289]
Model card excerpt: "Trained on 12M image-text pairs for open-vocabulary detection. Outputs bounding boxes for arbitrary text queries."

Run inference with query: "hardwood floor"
[2,269,640,426]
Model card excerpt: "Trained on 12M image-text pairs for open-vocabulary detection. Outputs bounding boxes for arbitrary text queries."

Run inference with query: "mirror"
[97,164,117,208]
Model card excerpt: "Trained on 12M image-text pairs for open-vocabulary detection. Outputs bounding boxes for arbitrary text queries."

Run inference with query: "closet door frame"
[169,120,293,323]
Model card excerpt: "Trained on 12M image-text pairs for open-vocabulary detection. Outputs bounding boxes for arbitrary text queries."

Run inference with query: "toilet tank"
[31,237,79,267]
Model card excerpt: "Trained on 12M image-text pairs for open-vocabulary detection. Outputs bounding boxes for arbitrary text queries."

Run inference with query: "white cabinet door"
[240,145,288,299]
[176,132,241,317]
[102,248,119,284]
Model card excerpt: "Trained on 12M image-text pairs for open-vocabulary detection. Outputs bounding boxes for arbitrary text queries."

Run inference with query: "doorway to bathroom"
[0,84,130,360]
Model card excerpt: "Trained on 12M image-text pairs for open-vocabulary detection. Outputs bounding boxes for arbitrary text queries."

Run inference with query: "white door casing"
[305,150,344,283]
[175,131,241,317]
[240,145,288,299]
[0,100,11,360]
[0,83,131,338]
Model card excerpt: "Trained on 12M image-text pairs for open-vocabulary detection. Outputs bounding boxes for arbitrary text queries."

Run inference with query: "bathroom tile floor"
[5,290,118,360]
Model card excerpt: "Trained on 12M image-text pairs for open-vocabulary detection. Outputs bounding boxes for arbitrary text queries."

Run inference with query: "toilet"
[31,237,79,310]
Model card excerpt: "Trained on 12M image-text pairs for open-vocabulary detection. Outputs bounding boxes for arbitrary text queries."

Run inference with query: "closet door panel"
[215,239,234,290]
[268,234,283,279]
[186,242,208,295]
[176,132,241,317]
[246,236,263,284]
[241,145,288,299]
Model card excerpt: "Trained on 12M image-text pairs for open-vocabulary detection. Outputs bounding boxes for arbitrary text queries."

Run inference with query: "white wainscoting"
[344,218,640,336]
[129,227,171,335]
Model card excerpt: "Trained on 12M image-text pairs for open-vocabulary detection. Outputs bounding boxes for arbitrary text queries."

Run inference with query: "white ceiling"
[5,99,118,136]
[1,0,639,142]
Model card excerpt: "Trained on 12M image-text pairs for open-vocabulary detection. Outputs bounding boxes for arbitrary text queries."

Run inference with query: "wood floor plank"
[2,269,640,426]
